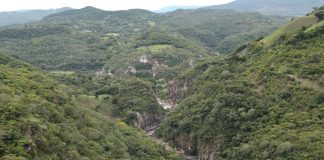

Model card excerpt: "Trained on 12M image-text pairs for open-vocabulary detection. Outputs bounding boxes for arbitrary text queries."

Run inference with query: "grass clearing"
[262,16,318,46]
[50,70,75,75]
[137,44,173,52]
[305,20,324,32]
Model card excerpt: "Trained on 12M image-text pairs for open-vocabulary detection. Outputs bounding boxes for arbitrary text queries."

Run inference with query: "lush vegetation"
[0,6,286,73]
[0,54,180,159]
[158,9,324,159]
[161,9,286,53]
[1,4,323,160]
[52,72,166,130]
[95,78,165,129]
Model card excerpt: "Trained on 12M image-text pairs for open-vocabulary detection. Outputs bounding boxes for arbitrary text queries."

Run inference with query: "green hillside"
[262,7,324,45]
[0,4,323,160]
[161,9,286,53]
[0,54,180,159]
[158,9,324,159]
[0,7,286,73]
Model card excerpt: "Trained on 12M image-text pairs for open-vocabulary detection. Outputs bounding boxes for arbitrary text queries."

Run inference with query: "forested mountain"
[161,9,285,53]
[0,8,71,27]
[0,3,323,160]
[0,53,180,159]
[158,7,324,159]
[204,0,324,17]
[0,6,286,73]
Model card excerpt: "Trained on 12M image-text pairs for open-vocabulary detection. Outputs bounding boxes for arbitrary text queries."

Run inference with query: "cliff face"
[168,80,190,104]
[198,142,223,160]
[134,111,164,131]
[139,53,169,77]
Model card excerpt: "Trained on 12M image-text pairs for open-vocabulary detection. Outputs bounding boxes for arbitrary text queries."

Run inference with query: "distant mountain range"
[203,0,324,16]
[155,0,324,16]
[0,7,71,27]
[0,0,323,27]
[155,5,201,13]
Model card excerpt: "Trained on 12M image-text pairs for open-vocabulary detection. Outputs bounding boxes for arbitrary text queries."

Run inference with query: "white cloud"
[0,0,234,11]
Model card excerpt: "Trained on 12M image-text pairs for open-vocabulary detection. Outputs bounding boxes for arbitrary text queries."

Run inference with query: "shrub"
[315,92,324,104]
[277,142,294,154]
[315,10,324,20]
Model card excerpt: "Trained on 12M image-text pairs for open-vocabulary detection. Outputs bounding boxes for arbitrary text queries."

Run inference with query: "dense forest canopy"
[158,7,324,159]
[0,2,323,160]
[0,53,181,159]
[0,7,286,73]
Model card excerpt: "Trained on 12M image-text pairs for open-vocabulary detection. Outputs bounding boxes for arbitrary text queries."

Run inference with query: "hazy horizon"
[0,0,234,12]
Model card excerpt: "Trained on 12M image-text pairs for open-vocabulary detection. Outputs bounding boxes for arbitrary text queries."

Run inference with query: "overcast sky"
[0,0,234,11]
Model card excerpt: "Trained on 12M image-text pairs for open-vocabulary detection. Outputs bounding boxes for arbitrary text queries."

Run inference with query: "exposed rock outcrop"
[156,98,175,109]
[175,135,198,155]
[124,66,137,75]
[173,136,223,160]
[151,60,160,77]
[189,59,195,67]
[139,54,168,77]
[139,54,153,63]
[95,67,105,76]
[198,144,222,160]
[169,80,188,104]
[133,112,163,131]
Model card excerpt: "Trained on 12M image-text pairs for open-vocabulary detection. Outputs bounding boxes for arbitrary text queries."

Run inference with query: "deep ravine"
[145,98,199,160]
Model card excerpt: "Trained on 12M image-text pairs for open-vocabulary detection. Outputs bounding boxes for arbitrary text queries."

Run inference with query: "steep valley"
[158,8,324,159]
[0,54,181,159]
[0,3,324,160]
